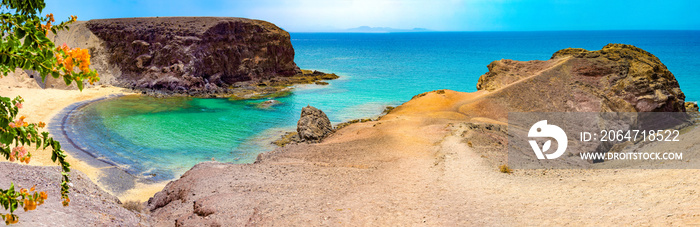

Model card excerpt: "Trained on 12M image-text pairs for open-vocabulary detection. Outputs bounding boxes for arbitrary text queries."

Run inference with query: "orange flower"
[9,116,26,128]
[38,122,46,128]
[23,199,36,211]
[64,57,74,71]
[39,191,47,200]
[22,199,29,211]
[55,54,64,67]
[40,14,56,35]
[4,214,17,224]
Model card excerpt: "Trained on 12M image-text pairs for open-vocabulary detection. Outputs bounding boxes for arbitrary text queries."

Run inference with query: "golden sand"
[0,74,163,202]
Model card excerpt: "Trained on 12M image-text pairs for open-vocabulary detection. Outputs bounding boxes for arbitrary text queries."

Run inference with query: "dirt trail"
[149,89,700,225]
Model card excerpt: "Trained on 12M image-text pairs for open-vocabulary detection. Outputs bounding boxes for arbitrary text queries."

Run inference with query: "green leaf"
[15,28,25,39]
[63,75,71,85]
[75,79,83,91]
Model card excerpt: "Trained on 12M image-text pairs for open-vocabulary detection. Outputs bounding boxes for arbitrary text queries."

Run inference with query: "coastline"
[0,69,341,203]
[0,84,166,202]
[47,94,170,201]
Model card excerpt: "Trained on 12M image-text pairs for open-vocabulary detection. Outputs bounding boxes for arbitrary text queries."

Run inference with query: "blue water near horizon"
[65,30,700,181]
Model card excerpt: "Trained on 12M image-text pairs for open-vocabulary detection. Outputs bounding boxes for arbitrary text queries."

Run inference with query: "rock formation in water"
[296,105,333,142]
[45,17,336,93]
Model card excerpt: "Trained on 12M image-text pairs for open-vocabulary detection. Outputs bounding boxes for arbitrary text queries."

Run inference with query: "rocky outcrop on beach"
[296,105,333,142]
[0,163,147,226]
[271,105,334,147]
[476,43,686,113]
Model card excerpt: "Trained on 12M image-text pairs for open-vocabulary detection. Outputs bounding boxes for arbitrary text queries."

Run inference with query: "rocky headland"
[41,17,338,97]
[474,43,685,113]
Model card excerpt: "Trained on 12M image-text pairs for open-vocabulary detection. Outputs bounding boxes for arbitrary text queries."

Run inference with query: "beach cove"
[0,14,699,225]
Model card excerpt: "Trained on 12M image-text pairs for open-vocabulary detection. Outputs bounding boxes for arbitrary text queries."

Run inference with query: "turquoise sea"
[63,31,700,181]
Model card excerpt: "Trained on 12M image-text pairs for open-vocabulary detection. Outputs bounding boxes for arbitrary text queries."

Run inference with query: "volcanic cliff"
[48,17,306,92]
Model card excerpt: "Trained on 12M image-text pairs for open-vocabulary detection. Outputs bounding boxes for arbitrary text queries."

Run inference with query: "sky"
[43,0,699,32]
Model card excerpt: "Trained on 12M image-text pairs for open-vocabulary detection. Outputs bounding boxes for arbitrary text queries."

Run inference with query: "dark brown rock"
[296,105,333,142]
[83,17,299,90]
[48,17,303,92]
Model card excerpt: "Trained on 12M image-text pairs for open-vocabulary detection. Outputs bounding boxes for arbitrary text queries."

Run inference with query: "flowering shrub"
[0,0,100,224]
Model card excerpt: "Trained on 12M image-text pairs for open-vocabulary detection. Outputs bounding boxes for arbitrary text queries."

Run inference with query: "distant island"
[344,26,431,33]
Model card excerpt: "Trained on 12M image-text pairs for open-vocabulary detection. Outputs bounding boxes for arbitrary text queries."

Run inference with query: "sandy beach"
[0,72,165,202]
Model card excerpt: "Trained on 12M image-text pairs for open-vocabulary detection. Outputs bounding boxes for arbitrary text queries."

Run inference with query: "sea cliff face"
[49,17,302,92]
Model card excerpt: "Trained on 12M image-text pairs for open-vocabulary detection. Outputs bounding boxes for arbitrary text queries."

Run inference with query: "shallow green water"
[68,85,397,181]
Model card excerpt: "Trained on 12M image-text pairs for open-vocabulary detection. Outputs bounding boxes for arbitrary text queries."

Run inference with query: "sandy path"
[439,131,700,225]
[329,115,700,225]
